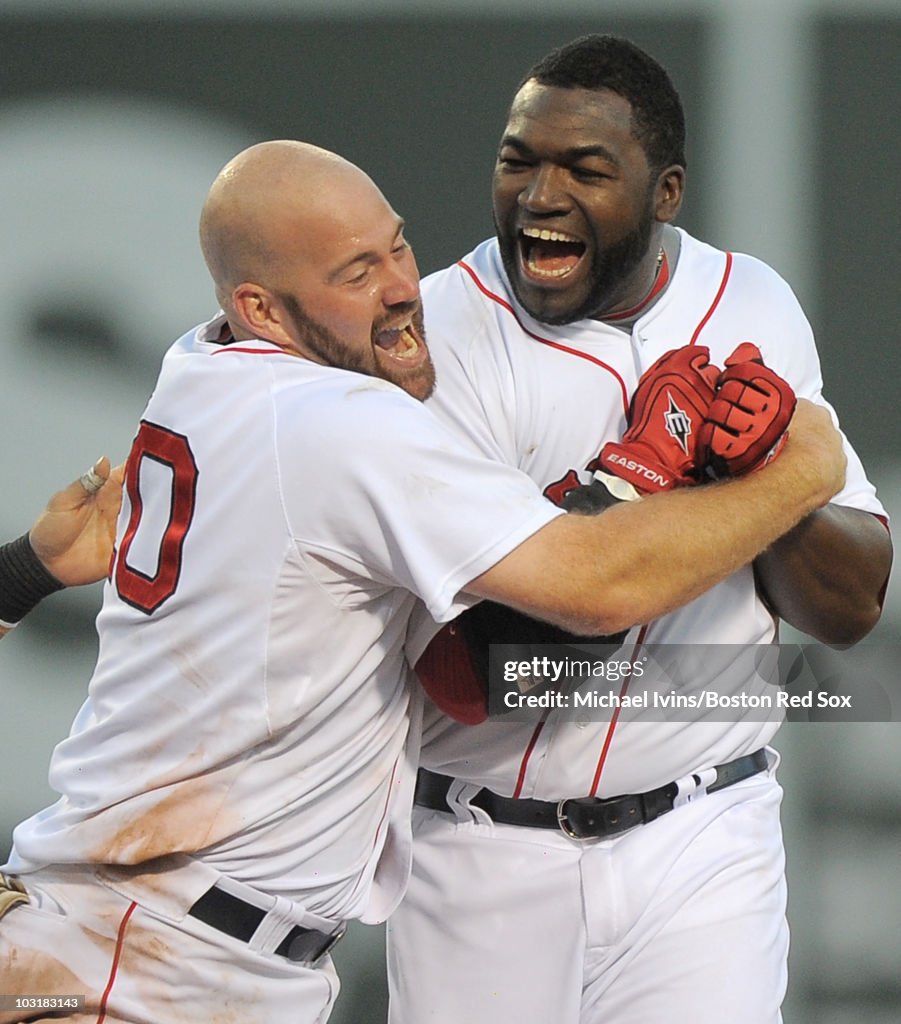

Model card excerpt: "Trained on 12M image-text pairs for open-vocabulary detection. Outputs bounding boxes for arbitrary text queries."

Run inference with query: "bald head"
[199,140,377,312]
[194,139,430,399]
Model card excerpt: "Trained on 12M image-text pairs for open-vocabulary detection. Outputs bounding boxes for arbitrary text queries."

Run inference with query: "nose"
[382,250,420,307]
[519,163,568,215]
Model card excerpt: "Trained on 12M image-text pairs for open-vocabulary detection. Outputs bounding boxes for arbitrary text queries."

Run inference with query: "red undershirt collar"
[605,249,670,323]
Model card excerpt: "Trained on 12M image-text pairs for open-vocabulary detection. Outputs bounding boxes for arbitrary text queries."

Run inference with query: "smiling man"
[493,74,676,326]
[198,142,434,399]
[387,35,892,1024]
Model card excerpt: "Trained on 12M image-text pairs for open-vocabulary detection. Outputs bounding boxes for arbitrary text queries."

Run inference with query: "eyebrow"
[499,136,621,167]
[327,218,406,284]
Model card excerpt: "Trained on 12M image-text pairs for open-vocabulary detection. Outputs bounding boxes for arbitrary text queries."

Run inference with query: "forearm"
[555,450,836,633]
[470,410,844,636]
[754,505,892,646]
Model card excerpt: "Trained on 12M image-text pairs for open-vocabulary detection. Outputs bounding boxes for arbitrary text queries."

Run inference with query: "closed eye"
[345,266,371,285]
[498,157,532,170]
[571,166,612,182]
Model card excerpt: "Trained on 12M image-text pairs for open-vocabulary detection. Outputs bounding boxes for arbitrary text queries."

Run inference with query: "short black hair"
[521,34,686,173]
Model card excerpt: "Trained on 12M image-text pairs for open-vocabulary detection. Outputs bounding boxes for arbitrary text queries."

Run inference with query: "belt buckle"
[286,922,347,965]
[315,922,347,964]
[556,799,592,842]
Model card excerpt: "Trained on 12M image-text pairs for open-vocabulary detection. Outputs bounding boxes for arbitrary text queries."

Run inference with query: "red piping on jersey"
[478,250,730,797]
[457,260,630,417]
[689,252,733,346]
[588,625,649,797]
[211,346,283,356]
[512,719,547,800]
[96,899,137,1023]
[511,626,649,799]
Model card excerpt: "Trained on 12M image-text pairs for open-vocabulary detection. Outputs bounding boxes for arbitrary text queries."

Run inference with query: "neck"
[603,228,678,328]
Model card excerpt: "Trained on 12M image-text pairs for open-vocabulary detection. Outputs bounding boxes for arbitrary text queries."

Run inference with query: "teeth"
[377,327,420,359]
[522,227,581,244]
[384,321,410,335]
[525,258,574,278]
[397,329,421,359]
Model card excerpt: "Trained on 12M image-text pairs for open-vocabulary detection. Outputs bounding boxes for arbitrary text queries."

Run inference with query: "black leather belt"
[415,748,768,841]
[188,884,345,964]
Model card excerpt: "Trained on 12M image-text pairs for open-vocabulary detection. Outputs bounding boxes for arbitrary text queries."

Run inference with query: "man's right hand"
[29,456,124,587]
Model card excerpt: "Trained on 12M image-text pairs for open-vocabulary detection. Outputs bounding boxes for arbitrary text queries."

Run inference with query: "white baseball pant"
[387,757,788,1024]
[0,866,340,1024]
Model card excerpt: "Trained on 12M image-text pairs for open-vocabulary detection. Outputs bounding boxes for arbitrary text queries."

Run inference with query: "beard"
[279,294,435,401]
[497,193,657,327]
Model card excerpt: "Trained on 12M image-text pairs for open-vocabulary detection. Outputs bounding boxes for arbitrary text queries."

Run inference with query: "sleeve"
[275,377,563,622]
[421,267,520,465]
[721,255,886,519]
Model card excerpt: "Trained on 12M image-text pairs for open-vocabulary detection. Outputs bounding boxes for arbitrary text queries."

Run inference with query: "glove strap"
[0,533,65,626]
[591,471,642,503]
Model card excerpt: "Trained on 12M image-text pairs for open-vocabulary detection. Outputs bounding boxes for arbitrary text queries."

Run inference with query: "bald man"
[0,141,845,1024]
[0,458,123,639]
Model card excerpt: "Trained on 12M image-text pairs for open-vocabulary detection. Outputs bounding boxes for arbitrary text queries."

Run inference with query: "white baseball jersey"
[5,313,562,926]
[411,230,886,799]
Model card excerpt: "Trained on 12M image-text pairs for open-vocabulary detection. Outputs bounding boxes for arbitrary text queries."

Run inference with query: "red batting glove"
[698,342,797,479]
[598,346,721,493]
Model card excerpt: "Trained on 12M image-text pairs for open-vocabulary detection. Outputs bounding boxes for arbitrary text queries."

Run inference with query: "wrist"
[0,533,65,625]
[772,435,844,512]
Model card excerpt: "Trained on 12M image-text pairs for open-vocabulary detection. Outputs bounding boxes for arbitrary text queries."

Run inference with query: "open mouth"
[519,226,586,280]
[373,323,424,363]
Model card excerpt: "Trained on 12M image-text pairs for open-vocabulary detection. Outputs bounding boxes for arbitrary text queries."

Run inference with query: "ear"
[654,165,685,224]
[231,283,299,353]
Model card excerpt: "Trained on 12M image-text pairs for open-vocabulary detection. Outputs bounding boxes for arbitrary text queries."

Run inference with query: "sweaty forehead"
[299,187,403,270]
[504,82,637,150]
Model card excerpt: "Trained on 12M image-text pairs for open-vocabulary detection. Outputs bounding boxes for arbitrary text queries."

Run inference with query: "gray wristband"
[0,533,65,624]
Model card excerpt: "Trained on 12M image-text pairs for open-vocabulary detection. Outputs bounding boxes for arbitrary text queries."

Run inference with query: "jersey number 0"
[114,421,199,614]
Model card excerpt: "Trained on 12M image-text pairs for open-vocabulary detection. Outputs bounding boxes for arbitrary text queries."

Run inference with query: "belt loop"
[448,779,493,827]
[414,751,767,841]
[248,895,300,956]
[672,767,718,809]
